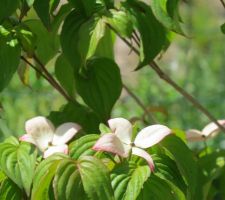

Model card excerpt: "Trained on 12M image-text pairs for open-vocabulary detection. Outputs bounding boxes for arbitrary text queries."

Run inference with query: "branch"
[219,0,225,9]
[32,55,73,102]
[108,25,225,133]
[21,56,72,101]
[123,84,158,124]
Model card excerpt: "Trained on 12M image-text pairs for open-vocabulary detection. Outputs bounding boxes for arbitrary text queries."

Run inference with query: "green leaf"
[0,0,20,22]
[69,134,100,159]
[60,10,86,71]
[0,178,22,200]
[75,57,122,120]
[24,20,59,64]
[0,30,21,92]
[111,162,150,200]
[137,175,185,200]
[33,0,60,30]
[105,9,133,38]
[123,1,167,69]
[53,159,86,200]
[68,0,97,17]
[220,22,225,34]
[48,102,101,133]
[55,54,76,97]
[0,170,6,184]
[0,141,37,196]
[78,17,106,61]
[31,154,66,200]
[161,135,203,200]
[78,156,114,200]
[151,0,184,34]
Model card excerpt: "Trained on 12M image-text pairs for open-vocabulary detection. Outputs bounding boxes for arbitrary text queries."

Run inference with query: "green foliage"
[0,0,224,199]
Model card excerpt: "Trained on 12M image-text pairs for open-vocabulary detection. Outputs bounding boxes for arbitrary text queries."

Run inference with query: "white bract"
[20,116,81,158]
[186,119,225,142]
[92,118,171,171]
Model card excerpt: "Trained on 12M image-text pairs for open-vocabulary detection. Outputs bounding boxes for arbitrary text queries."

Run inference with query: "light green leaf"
[0,178,22,200]
[0,141,37,196]
[69,134,100,159]
[0,30,21,92]
[105,9,133,38]
[151,0,184,34]
[75,57,122,120]
[55,54,76,97]
[31,154,66,200]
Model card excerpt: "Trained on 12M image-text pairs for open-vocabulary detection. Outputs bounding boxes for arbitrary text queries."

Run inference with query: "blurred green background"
[0,0,224,143]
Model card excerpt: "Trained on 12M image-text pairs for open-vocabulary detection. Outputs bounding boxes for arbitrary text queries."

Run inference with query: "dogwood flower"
[20,116,81,158]
[186,119,225,142]
[92,118,171,171]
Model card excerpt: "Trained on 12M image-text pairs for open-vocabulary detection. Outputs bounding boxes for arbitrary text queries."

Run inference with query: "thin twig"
[32,55,73,101]
[219,0,225,9]
[21,56,72,101]
[123,84,157,124]
[108,25,225,133]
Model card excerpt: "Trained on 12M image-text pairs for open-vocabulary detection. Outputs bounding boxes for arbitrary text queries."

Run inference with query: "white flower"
[92,118,171,171]
[20,116,81,158]
[186,119,225,142]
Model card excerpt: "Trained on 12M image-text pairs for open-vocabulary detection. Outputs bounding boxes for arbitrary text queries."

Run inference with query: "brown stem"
[21,56,72,101]
[219,0,225,9]
[108,25,225,133]
[123,84,157,124]
[32,55,73,101]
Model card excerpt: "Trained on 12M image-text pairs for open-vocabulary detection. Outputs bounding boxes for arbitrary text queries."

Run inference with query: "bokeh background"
[0,0,224,145]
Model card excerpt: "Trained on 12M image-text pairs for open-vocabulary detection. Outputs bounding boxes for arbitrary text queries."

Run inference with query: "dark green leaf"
[124,1,167,69]
[49,102,101,133]
[220,23,225,34]
[0,29,20,92]
[75,57,122,120]
[0,141,37,196]
[0,178,22,200]
[0,0,20,22]
[55,54,76,97]
[137,175,185,200]
[161,135,203,200]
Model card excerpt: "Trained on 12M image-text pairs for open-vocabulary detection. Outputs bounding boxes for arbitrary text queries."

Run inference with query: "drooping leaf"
[151,0,184,34]
[24,20,59,64]
[69,134,100,159]
[0,178,22,200]
[123,1,168,69]
[55,54,76,97]
[75,57,122,121]
[161,135,203,200]
[0,28,21,92]
[0,0,20,22]
[0,141,37,196]
[48,102,101,133]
